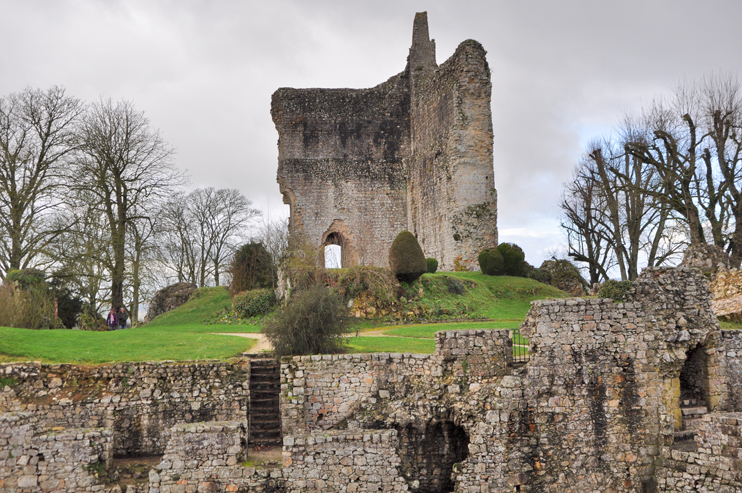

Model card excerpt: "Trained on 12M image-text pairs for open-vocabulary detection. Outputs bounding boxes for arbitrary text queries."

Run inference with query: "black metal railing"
[511,328,530,364]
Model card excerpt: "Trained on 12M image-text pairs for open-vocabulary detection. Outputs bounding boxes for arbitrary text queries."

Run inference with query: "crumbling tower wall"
[407,13,497,270]
[272,12,497,270]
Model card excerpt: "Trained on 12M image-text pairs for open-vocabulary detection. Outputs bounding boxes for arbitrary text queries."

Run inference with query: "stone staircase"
[674,398,708,442]
[248,358,282,446]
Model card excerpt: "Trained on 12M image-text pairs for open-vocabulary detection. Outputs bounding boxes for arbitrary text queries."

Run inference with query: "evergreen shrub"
[478,247,504,276]
[497,243,526,276]
[426,258,438,273]
[388,231,427,283]
[233,289,276,318]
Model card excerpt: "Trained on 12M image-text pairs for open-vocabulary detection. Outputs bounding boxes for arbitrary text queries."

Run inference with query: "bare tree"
[157,188,258,287]
[126,212,159,325]
[188,188,260,286]
[560,164,614,285]
[74,98,184,308]
[254,216,289,287]
[48,201,112,312]
[158,192,200,285]
[0,87,83,277]
[623,75,742,264]
[561,124,684,281]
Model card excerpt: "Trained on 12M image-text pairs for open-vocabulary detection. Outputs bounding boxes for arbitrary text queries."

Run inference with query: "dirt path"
[216,333,272,354]
[218,328,430,355]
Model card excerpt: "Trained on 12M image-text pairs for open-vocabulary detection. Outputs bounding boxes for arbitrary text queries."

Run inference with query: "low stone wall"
[280,329,512,434]
[0,412,112,493]
[0,361,249,456]
[720,330,742,412]
[150,421,271,493]
[657,413,742,492]
[435,329,512,378]
[282,429,406,492]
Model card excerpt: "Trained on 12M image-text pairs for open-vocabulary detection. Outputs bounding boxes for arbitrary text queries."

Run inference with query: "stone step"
[250,371,279,378]
[681,399,703,407]
[681,406,708,417]
[249,357,281,446]
[250,359,279,368]
[674,429,696,441]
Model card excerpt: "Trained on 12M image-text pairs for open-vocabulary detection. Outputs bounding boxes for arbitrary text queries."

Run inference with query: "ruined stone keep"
[272,13,498,270]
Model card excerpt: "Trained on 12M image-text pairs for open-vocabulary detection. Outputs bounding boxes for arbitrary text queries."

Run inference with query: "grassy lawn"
[0,287,259,364]
[380,321,522,339]
[345,336,436,354]
[0,273,569,362]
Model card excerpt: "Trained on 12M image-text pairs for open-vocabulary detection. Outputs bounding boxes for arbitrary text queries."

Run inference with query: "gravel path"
[216,333,272,354]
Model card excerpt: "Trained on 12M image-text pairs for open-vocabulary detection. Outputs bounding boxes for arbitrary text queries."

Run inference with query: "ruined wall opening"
[678,344,710,434]
[325,243,342,268]
[680,345,709,405]
[322,229,354,268]
[395,421,469,493]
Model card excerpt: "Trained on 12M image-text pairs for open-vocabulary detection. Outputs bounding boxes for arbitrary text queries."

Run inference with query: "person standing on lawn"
[118,306,129,330]
[106,308,118,331]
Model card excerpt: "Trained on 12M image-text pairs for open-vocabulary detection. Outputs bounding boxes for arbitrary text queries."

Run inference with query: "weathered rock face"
[273,12,497,271]
[681,243,732,273]
[710,269,742,322]
[538,259,588,296]
[144,282,197,323]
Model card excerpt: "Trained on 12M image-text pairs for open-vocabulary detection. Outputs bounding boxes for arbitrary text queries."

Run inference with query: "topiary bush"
[478,247,504,276]
[598,280,633,302]
[262,283,351,357]
[426,258,438,274]
[388,231,427,283]
[233,289,276,318]
[497,243,526,276]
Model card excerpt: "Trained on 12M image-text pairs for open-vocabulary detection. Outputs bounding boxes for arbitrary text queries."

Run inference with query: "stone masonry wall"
[0,412,112,493]
[272,12,497,271]
[273,76,410,268]
[719,330,742,412]
[656,412,742,492]
[0,361,249,456]
[407,14,497,270]
[279,329,511,435]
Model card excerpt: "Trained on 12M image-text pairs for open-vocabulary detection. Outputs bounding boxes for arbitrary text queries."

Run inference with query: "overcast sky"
[2,0,741,267]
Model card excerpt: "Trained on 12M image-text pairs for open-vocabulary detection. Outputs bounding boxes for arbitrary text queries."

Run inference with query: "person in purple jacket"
[106,308,118,331]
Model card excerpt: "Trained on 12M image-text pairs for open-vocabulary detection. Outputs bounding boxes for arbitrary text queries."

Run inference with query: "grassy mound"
[0,287,258,364]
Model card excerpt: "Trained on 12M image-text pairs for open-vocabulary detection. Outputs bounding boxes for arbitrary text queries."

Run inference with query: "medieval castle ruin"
[3,267,742,492]
[3,13,742,493]
[273,13,498,270]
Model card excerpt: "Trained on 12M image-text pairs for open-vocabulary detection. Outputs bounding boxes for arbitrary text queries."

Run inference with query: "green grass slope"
[0,287,257,364]
[345,272,568,354]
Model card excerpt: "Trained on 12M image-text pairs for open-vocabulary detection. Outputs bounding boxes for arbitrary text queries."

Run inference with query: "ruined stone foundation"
[273,12,497,270]
[5,268,742,491]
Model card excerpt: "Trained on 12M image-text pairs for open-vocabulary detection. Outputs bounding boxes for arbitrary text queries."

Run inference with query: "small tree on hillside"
[262,283,350,357]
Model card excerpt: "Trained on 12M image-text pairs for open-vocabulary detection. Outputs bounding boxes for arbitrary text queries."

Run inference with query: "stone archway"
[320,220,357,268]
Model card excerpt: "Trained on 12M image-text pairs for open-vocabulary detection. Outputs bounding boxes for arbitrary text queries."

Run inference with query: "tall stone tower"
[272,12,497,270]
